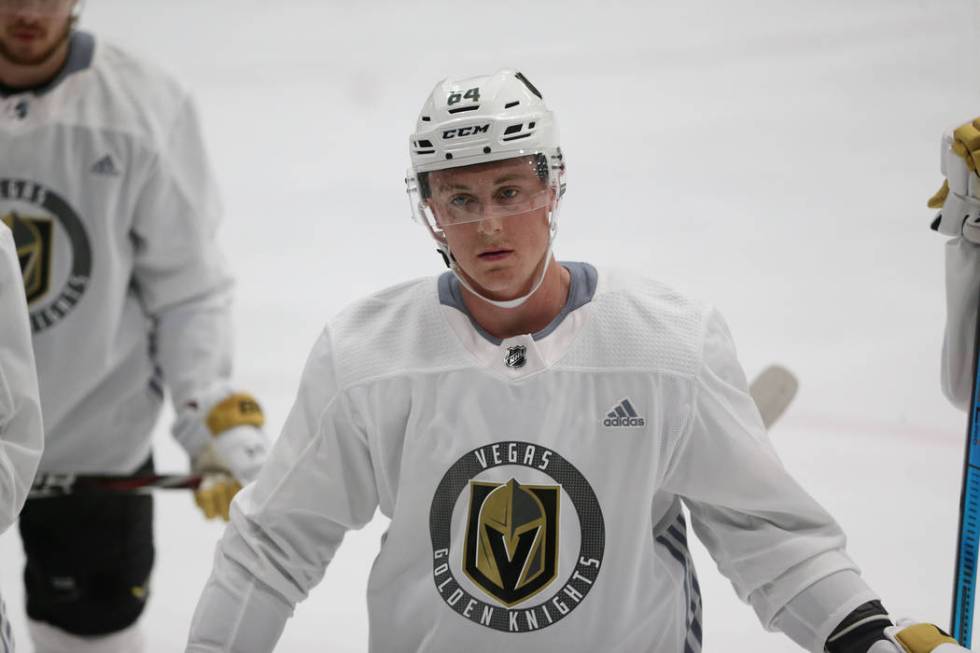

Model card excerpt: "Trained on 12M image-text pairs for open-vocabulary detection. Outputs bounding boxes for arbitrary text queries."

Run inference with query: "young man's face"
[0,0,75,67]
[427,156,554,301]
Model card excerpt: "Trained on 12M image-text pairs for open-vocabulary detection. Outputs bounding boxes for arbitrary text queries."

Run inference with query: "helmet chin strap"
[445,207,560,311]
[450,245,552,310]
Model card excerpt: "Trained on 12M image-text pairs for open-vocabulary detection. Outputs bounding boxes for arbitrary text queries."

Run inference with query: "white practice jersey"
[0,32,234,473]
[942,236,980,409]
[188,263,877,653]
[0,223,42,534]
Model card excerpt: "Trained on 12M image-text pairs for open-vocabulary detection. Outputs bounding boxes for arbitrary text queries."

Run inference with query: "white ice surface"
[2,0,980,650]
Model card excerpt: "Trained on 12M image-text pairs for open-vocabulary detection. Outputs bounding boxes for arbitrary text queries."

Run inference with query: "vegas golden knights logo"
[463,479,560,607]
[2,211,52,303]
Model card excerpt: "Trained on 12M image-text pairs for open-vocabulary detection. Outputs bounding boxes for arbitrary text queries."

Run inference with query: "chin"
[470,272,536,301]
[1,44,49,66]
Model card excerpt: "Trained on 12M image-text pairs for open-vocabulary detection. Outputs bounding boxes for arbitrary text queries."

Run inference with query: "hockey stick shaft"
[951,294,980,646]
[29,473,202,499]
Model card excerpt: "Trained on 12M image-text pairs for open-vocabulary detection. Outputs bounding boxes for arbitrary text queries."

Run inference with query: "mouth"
[10,28,43,42]
[477,249,513,262]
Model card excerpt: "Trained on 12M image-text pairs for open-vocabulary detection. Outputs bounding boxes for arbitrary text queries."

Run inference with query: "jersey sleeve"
[942,236,980,410]
[661,308,877,650]
[0,226,43,534]
[186,326,381,651]
[130,93,236,454]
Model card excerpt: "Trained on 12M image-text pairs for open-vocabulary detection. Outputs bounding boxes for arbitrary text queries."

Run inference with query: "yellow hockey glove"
[189,392,269,522]
[930,117,980,243]
[952,118,980,174]
[874,622,965,653]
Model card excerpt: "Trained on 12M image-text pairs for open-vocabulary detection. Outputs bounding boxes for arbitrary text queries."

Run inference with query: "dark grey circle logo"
[0,178,92,333]
[429,441,604,633]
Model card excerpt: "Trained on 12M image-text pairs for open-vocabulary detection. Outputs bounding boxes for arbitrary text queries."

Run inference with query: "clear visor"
[406,154,554,233]
[0,0,74,15]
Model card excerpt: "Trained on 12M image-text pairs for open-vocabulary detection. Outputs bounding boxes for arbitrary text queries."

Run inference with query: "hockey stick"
[29,472,202,499]
[750,364,799,429]
[28,366,800,499]
[951,296,980,646]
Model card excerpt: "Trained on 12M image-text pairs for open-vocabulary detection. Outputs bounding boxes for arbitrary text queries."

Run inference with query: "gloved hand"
[187,392,269,521]
[866,622,966,653]
[929,117,980,244]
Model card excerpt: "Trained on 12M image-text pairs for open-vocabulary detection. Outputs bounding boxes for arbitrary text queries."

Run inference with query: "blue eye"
[449,195,473,208]
[497,188,520,202]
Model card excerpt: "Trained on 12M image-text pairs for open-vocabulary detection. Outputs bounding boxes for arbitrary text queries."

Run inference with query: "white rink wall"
[1,0,979,650]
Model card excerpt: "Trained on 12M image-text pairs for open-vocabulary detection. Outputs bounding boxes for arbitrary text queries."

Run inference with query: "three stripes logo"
[90,155,120,177]
[603,398,645,428]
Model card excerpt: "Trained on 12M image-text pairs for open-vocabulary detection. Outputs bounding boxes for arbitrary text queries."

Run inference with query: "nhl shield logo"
[505,345,527,369]
[463,479,559,607]
[2,211,52,303]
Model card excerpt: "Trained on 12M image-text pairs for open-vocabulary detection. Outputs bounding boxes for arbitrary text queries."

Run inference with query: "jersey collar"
[438,261,598,346]
[0,30,95,98]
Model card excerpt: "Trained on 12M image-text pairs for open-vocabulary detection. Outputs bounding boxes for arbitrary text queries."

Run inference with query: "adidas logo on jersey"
[603,398,646,427]
[91,155,120,176]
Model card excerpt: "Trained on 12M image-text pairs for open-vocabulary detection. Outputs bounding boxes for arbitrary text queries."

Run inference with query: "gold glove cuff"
[206,393,265,436]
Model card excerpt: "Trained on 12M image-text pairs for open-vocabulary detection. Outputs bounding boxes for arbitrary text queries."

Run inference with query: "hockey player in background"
[0,222,44,653]
[930,118,980,410]
[0,1,269,651]
[187,70,964,653]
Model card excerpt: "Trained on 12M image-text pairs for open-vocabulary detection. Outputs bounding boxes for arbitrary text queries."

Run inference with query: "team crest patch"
[0,179,92,332]
[430,441,605,633]
[464,479,559,607]
[2,212,52,303]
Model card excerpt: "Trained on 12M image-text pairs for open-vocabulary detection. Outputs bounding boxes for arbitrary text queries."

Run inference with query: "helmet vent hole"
[418,139,433,147]
[445,153,454,160]
[421,116,431,122]
[483,147,492,154]
[505,101,520,109]
[504,124,523,135]
[447,105,480,115]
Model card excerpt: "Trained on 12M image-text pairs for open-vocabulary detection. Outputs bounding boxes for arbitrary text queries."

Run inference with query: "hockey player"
[0,1,269,651]
[930,118,980,409]
[0,222,44,653]
[187,70,964,653]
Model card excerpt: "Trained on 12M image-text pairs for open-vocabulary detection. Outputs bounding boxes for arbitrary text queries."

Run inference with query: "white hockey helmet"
[406,69,565,247]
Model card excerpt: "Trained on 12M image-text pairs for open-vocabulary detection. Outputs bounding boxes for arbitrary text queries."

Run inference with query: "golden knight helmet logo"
[463,478,559,607]
[2,211,52,303]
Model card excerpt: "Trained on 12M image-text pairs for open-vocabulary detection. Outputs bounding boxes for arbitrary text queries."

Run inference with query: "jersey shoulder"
[75,34,192,150]
[559,267,712,377]
[325,277,472,388]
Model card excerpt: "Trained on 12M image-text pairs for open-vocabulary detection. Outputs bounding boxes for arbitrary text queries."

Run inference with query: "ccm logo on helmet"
[442,124,490,139]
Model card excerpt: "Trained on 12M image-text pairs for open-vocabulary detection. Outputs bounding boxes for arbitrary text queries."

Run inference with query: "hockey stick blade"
[750,364,799,429]
[29,473,203,499]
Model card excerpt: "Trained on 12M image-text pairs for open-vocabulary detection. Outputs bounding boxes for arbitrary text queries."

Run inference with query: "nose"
[476,215,503,235]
